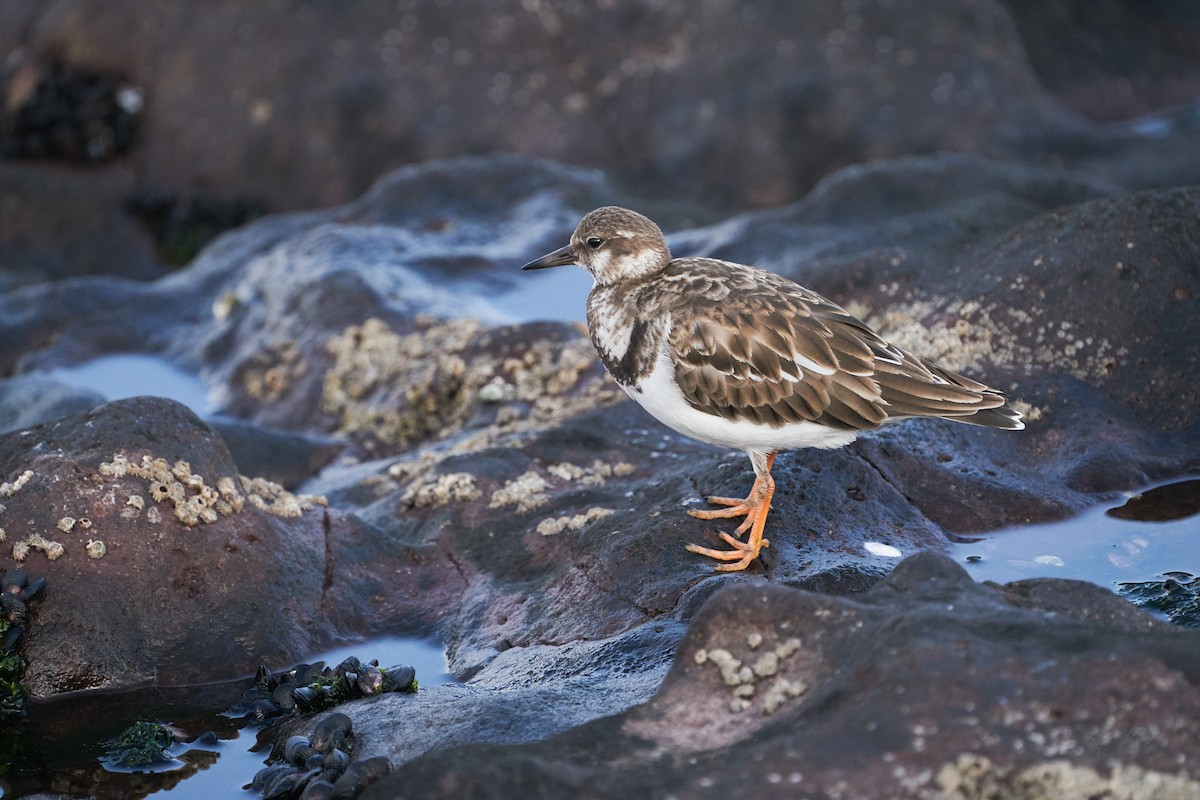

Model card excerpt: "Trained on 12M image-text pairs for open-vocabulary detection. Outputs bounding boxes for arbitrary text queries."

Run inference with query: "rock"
[0,162,162,289]
[206,416,345,490]
[1001,0,1200,122]
[360,552,1200,799]
[0,396,399,696]
[2,152,1195,705]
[8,0,1198,218]
[0,375,104,435]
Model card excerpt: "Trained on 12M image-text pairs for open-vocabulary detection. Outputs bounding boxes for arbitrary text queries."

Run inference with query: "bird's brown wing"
[662,261,1011,431]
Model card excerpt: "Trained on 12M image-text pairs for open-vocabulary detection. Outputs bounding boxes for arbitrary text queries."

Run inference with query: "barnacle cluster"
[400,472,481,509]
[0,470,33,498]
[99,454,325,526]
[11,533,64,563]
[489,470,551,514]
[0,470,62,562]
[319,317,621,454]
[536,507,615,536]
[694,633,808,714]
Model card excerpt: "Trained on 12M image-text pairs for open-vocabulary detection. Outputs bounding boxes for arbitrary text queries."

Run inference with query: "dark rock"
[1000,0,1200,122]
[124,189,268,266]
[0,162,163,289]
[1107,479,1200,522]
[9,0,1198,219]
[360,552,1200,799]
[0,375,104,435]
[0,396,409,696]
[207,416,345,490]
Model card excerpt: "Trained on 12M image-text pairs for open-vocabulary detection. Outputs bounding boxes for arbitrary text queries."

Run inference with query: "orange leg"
[686,451,776,571]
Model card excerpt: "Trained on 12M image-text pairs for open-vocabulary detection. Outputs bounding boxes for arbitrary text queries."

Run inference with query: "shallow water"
[47,353,213,417]
[949,479,1200,623]
[15,351,1200,797]
[0,637,450,800]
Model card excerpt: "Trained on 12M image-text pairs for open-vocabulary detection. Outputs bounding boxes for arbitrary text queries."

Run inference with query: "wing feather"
[657,259,1019,433]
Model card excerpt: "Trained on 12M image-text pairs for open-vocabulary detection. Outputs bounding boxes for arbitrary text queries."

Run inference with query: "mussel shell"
[356,665,383,696]
[249,763,293,791]
[22,578,45,601]
[254,664,273,687]
[283,734,315,765]
[263,767,308,800]
[330,757,392,799]
[294,662,327,685]
[274,684,299,712]
[253,698,281,721]
[1,568,28,593]
[2,626,21,652]
[323,748,350,772]
[335,656,362,676]
[1,593,26,623]
[299,779,336,800]
[309,712,352,753]
[292,686,321,713]
[381,665,416,692]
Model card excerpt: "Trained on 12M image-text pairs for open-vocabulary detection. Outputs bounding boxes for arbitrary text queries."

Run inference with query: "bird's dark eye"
[585,236,603,250]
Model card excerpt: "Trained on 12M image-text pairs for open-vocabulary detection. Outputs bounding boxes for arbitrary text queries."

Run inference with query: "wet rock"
[206,416,345,490]
[0,375,104,435]
[0,396,406,696]
[360,553,1200,799]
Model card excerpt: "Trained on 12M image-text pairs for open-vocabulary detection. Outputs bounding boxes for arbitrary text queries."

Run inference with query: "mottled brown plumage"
[523,206,1023,571]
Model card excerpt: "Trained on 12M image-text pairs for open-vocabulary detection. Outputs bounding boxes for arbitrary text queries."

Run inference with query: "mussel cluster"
[235,656,418,721]
[247,712,392,800]
[1,567,45,717]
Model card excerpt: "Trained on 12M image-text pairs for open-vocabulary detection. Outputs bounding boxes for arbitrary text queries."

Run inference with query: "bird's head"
[521,206,671,286]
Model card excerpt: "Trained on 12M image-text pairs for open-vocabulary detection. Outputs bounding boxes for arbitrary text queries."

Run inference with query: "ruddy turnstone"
[522,206,1023,572]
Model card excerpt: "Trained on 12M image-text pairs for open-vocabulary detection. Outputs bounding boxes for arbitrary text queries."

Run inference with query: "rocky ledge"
[0,148,1196,798]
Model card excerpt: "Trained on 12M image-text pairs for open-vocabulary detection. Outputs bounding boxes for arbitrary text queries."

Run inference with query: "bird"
[521,206,1023,572]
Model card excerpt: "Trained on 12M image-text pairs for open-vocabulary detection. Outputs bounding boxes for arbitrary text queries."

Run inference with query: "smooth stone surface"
[361,552,1200,800]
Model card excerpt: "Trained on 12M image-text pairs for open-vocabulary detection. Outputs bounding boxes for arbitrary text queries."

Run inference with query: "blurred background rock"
[2,0,1198,283]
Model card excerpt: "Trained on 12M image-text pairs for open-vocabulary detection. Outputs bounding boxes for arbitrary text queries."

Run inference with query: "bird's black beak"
[521,244,576,270]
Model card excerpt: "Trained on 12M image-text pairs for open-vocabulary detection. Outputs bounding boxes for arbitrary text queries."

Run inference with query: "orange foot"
[686,451,776,572]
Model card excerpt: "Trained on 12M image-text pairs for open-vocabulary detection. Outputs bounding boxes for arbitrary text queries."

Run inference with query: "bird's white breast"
[626,349,860,454]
